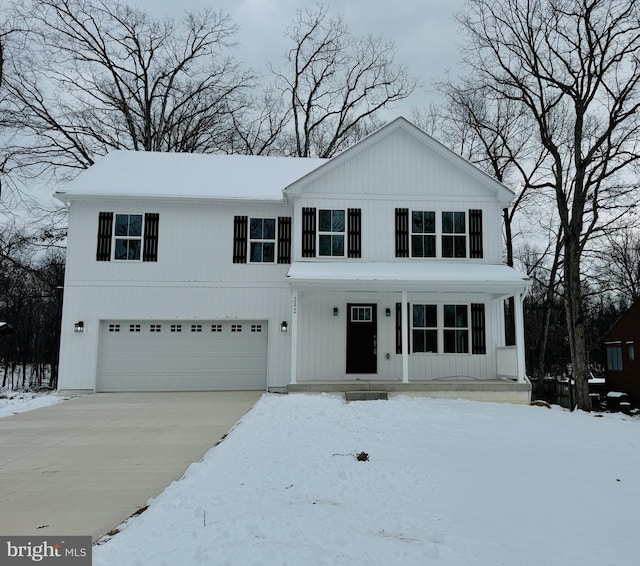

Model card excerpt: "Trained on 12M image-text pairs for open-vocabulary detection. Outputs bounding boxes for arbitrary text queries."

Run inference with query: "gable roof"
[284,116,516,203]
[55,151,326,202]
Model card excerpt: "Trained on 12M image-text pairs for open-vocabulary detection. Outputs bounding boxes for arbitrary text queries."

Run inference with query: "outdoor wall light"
[74,321,85,333]
[280,321,288,333]
[385,308,391,317]
[333,307,339,316]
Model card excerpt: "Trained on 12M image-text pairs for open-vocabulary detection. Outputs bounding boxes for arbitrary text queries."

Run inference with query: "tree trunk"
[563,239,590,410]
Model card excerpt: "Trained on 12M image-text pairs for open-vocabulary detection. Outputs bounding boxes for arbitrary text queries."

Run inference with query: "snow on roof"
[287,261,531,293]
[56,151,327,201]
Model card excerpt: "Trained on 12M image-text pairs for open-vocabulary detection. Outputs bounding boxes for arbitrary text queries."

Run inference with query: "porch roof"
[286,261,531,296]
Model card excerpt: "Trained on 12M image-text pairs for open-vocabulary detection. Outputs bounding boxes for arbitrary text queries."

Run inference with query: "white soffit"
[287,261,531,295]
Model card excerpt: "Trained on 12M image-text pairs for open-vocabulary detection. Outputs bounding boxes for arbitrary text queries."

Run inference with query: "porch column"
[290,290,299,384]
[514,291,526,383]
[402,290,409,383]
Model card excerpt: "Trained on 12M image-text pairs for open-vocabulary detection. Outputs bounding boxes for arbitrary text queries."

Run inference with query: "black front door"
[346,303,377,374]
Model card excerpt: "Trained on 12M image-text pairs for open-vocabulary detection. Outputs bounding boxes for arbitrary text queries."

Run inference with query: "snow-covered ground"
[0,391,62,418]
[94,394,639,566]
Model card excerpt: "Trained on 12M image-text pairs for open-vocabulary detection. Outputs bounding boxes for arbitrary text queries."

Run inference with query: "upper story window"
[301,207,361,259]
[233,216,291,264]
[442,212,466,258]
[411,211,436,258]
[318,209,345,257]
[114,214,143,261]
[396,209,482,259]
[249,218,276,263]
[96,212,159,262]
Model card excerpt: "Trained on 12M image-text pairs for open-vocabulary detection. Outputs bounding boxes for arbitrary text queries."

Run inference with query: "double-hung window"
[442,212,466,258]
[411,211,436,257]
[412,305,438,353]
[249,218,276,263]
[114,214,143,261]
[318,209,345,257]
[444,305,469,353]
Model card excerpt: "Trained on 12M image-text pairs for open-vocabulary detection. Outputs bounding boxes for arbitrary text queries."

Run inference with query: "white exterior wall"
[57,118,525,392]
[58,198,295,391]
[295,291,505,381]
[289,128,505,263]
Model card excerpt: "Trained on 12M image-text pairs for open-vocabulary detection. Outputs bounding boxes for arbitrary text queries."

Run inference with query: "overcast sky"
[131,0,467,116]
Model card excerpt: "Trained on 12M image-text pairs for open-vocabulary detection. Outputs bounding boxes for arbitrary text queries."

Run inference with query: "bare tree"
[273,5,417,158]
[421,78,549,266]
[3,0,252,180]
[593,225,640,304]
[459,0,640,410]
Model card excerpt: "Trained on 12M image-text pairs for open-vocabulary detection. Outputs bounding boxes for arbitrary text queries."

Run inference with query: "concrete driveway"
[0,392,262,541]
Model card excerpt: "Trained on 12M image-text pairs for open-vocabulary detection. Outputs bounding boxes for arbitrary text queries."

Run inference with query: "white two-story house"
[55,117,532,401]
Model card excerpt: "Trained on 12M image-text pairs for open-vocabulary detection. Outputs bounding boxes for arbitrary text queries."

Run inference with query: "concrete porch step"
[345,390,389,402]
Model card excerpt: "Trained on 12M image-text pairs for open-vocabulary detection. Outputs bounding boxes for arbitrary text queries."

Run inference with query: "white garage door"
[97,320,268,391]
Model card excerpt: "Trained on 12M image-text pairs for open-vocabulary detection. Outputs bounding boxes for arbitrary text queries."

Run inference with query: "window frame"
[606,343,623,371]
[317,209,346,257]
[411,304,438,353]
[441,211,468,259]
[410,210,437,258]
[443,304,470,354]
[112,213,144,262]
[248,217,277,263]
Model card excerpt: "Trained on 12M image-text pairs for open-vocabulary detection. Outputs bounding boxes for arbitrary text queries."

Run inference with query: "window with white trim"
[249,218,276,263]
[318,209,345,257]
[442,212,467,258]
[412,305,437,353]
[114,214,143,261]
[411,211,436,257]
[443,305,469,353]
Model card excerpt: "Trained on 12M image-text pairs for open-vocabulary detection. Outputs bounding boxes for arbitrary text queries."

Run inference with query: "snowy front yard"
[94,394,639,566]
[0,391,62,418]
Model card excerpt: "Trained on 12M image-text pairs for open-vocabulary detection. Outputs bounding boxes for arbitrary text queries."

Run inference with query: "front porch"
[287,377,532,404]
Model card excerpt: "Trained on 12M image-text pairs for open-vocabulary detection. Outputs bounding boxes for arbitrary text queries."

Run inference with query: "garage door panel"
[98,320,267,391]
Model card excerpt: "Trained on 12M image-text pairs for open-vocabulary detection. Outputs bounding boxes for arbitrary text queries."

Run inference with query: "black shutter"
[233,216,248,263]
[143,213,159,262]
[96,212,113,261]
[396,302,411,354]
[347,208,362,258]
[302,207,316,258]
[277,216,292,264]
[471,303,486,354]
[395,208,409,257]
[469,209,483,258]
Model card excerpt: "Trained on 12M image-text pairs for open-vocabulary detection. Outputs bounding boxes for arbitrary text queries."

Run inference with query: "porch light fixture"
[333,307,339,316]
[385,308,391,317]
[74,321,85,333]
[280,321,288,333]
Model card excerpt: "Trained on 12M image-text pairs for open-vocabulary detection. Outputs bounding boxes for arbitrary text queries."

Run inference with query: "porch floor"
[287,378,531,404]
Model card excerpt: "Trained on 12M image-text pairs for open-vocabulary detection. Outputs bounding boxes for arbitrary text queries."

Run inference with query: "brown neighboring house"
[603,300,640,405]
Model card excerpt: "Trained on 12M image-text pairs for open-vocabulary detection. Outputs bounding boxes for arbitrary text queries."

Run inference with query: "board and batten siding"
[289,126,507,200]
[66,200,293,284]
[294,291,502,382]
[58,199,296,392]
[292,198,501,263]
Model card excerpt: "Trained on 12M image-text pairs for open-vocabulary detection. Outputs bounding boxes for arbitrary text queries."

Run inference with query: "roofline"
[54,191,288,206]
[284,116,516,202]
